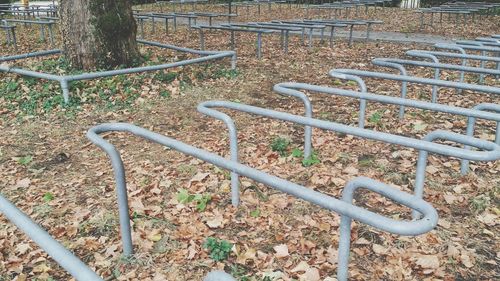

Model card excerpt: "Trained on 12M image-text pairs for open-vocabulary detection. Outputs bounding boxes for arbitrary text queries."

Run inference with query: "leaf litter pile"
[0,11,499,281]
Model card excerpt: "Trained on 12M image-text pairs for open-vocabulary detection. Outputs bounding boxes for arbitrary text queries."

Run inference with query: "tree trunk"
[60,0,141,70]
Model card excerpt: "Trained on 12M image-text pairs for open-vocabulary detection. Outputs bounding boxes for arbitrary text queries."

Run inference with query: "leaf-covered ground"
[0,7,499,281]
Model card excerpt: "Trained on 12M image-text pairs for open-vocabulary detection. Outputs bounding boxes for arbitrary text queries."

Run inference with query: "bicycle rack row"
[0,4,57,20]
[133,11,238,38]
[0,194,235,281]
[85,96,499,278]
[0,18,56,47]
[87,112,441,280]
[324,41,500,173]
[193,18,381,58]
[415,1,500,29]
[1,22,16,50]
[303,0,391,19]
[3,68,499,280]
[0,39,236,104]
[194,20,327,58]
[1,110,443,280]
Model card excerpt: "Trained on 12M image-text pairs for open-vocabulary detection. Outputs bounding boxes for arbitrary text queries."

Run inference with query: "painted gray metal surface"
[0,193,239,280]
[375,57,500,77]
[461,103,500,174]
[331,68,500,109]
[274,80,500,149]
[0,40,236,103]
[87,121,438,280]
[203,271,237,281]
[0,194,104,281]
[197,100,500,219]
[0,48,61,62]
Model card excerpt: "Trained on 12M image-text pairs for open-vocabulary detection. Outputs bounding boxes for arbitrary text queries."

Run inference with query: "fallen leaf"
[236,247,257,264]
[299,267,320,281]
[372,244,387,255]
[206,214,224,228]
[274,244,289,258]
[460,253,474,268]
[477,213,497,226]
[190,172,209,183]
[291,261,310,273]
[415,255,440,269]
[16,178,30,188]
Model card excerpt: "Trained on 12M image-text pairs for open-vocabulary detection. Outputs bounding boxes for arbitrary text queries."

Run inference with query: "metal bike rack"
[331,67,500,115]
[0,23,17,50]
[329,67,500,173]
[461,103,500,174]
[87,121,437,281]
[405,50,500,85]
[415,45,500,84]
[194,24,273,59]
[373,57,500,88]
[437,41,500,81]
[197,100,500,220]
[255,21,321,47]
[275,79,500,148]
[0,191,237,281]
[226,22,301,53]
[0,194,104,281]
[1,18,56,46]
[301,19,383,45]
[269,20,327,48]
[0,40,236,104]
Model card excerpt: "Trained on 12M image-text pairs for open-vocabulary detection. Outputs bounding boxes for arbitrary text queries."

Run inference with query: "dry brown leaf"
[372,244,388,255]
[274,244,289,258]
[299,267,320,281]
[206,214,224,228]
[15,178,30,188]
[291,260,310,273]
[415,255,440,269]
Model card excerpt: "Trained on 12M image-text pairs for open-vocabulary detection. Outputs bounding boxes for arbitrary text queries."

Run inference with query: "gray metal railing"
[0,194,104,281]
[330,68,500,117]
[0,40,236,103]
[87,121,438,281]
[197,101,500,221]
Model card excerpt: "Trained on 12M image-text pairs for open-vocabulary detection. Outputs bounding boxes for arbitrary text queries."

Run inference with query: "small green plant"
[5,80,19,91]
[291,148,303,158]
[346,80,358,86]
[154,71,177,83]
[195,194,212,211]
[332,79,343,86]
[17,155,33,166]
[176,189,212,211]
[230,264,250,281]
[369,111,383,125]
[203,237,233,261]
[302,152,320,167]
[358,154,375,168]
[271,137,290,157]
[213,68,239,79]
[159,90,171,98]
[470,194,490,214]
[250,208,261,218]
[42,192,54,202]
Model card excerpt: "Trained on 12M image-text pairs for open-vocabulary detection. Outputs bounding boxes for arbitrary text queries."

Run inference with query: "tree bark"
[60,0,141,70]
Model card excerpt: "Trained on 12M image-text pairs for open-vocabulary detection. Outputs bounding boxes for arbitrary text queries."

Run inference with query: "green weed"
[176,189,212,211]
[17,155,33,165]
[203,237,233,261]
[271,137,290,157]
[302,152,320,167]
